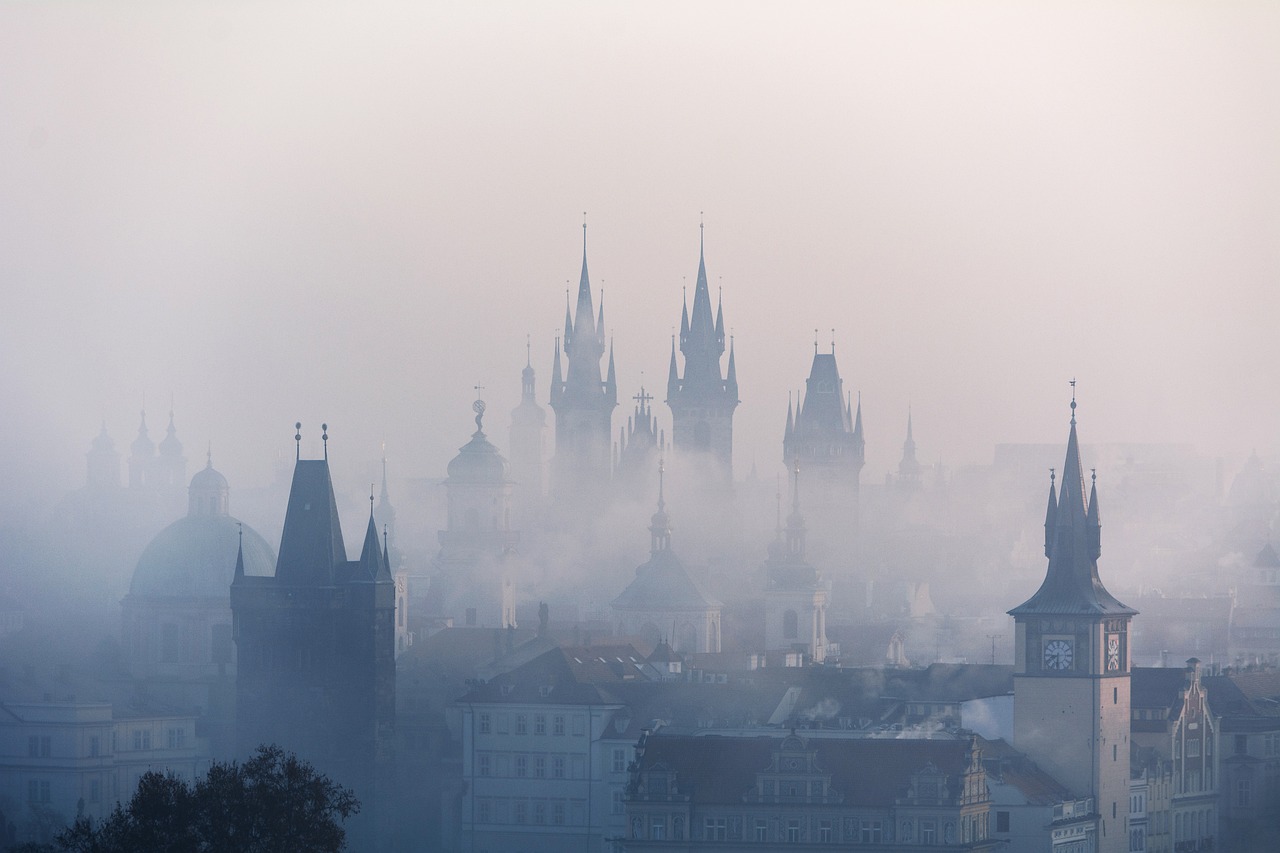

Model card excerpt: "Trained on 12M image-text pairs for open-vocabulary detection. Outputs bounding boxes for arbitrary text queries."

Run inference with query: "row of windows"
[626,814,980,844]
[477,712,585,737]
[24,730,184,759]
[476,752,586,779]
[474,797,587,826]
[26,776,111,804]
[1174,807,1214,841]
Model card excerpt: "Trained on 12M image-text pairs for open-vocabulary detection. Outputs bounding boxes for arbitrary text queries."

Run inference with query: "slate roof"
[612,548,720,611]
[638,733,976,807]
[979,737,1077,803]
[275,459,347,585]
[129,513,274,598]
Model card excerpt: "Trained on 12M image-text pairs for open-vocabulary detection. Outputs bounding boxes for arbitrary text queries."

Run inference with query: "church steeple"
[1010,394,1134,618]
[549,222,618,498]
[649,458,671,554]
[666,221,739,483]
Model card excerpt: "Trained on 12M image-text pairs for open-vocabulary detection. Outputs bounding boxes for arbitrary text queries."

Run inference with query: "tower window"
[1114,687,1118,704]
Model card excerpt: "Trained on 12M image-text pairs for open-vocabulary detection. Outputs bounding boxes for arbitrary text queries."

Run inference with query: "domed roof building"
[122,454,275,681]
[427,401,520,631]
[611,462,721,654]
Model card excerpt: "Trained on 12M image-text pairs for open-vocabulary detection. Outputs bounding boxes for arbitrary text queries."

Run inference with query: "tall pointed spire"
[605,340,617,406]
[1086,469,1101,560]
[649,457,671,553]
[1010,389,1135,618]
[233,523,245,583]
[726,336,738,396]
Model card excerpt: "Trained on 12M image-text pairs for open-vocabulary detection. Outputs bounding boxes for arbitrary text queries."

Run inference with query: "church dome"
[190,463,229,493]
[129,514,275,599]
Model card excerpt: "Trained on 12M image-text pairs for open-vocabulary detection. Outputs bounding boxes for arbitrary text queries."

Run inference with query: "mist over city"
[1,3,1278,852]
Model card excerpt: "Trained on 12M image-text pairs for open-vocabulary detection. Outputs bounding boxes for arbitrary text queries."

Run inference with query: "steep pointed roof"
[355,505,383,582]
[275,458,348,586]
[159,410,183,457]
[671,225,732,399]
[131,410,155,457]
[1010,402,1135,618]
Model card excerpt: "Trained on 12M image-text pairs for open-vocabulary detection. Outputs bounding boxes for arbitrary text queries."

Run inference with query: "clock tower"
[1009,396,1136,853]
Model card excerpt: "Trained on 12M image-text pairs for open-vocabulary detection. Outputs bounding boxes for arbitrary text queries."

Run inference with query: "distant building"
[665,227,737,486]
[428,401,519,631]
[0,663,205,847]
[782,345,865,533]
[763,463,831,663]
[120,454,275,757]
[1204,668,1280,850]
[612,464,721,654]
[623,732,1000,849]
[615,388,663,496]
[550,226,617,503]
[1228,542,1280,667]
[231,427,395,843]
[509,342,548,526]
[1009,399,1136,853]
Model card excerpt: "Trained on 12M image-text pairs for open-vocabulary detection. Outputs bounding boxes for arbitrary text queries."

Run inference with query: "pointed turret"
[852,394,865,462]
[649,459,672,554]
[596,292,606,346]
[680,296,690,344]
[562,294,574,355]
[276,433,348,586]
[714,291,725,344]
[784,396,795,444]
[1086,470,1101,560]
[356,499,383,582]
[897,408,922,490]
[547,335,563,404]
[1043,470,1058,558]
[232,526,246,583]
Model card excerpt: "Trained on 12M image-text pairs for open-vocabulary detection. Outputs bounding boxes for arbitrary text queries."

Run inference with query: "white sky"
[2,1,1278,508]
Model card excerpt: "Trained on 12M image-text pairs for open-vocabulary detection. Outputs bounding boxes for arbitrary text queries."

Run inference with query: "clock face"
[1107,635,1120,671]
[1043,639,1074,671]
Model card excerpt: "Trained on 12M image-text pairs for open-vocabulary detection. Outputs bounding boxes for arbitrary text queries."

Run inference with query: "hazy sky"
[3,1,1278,511]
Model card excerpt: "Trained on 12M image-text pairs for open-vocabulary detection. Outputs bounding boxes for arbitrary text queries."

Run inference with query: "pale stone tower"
[764,462,830,662]
[549,224,617,501]
[1009,394,1136,853]
[666,225,738,485]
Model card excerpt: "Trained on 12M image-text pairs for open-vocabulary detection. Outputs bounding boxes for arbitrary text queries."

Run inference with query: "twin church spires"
[548,221,738,501]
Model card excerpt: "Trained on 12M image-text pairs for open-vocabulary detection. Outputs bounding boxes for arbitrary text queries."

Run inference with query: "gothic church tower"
[1009,396,1136,853]
[550,225,617,500]
[666,226,738,485]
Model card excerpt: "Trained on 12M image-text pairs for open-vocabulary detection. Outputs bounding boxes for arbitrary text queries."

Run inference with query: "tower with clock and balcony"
[1008,395,1137,853]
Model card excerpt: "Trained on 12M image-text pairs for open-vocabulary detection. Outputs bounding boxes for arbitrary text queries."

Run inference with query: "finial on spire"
[582,211,587,251]
[831,329,835,353]
[1091,467,1096,483]
[295,422,301,460]
[814,329,819,354]
[526,334,531,366]
[1050,466,1055,484]
[473,398,487,433]
[206,441,212,468]
[657,455,666,510]
[1069,377,1077,424]
[699,213,704,254]
[321,423,329,459]
[370,483,375,516]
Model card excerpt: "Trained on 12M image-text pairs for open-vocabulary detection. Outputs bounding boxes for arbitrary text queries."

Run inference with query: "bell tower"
[1009,391,1136,853]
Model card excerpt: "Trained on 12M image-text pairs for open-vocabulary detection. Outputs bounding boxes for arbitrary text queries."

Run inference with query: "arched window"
[783,610,798,640]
